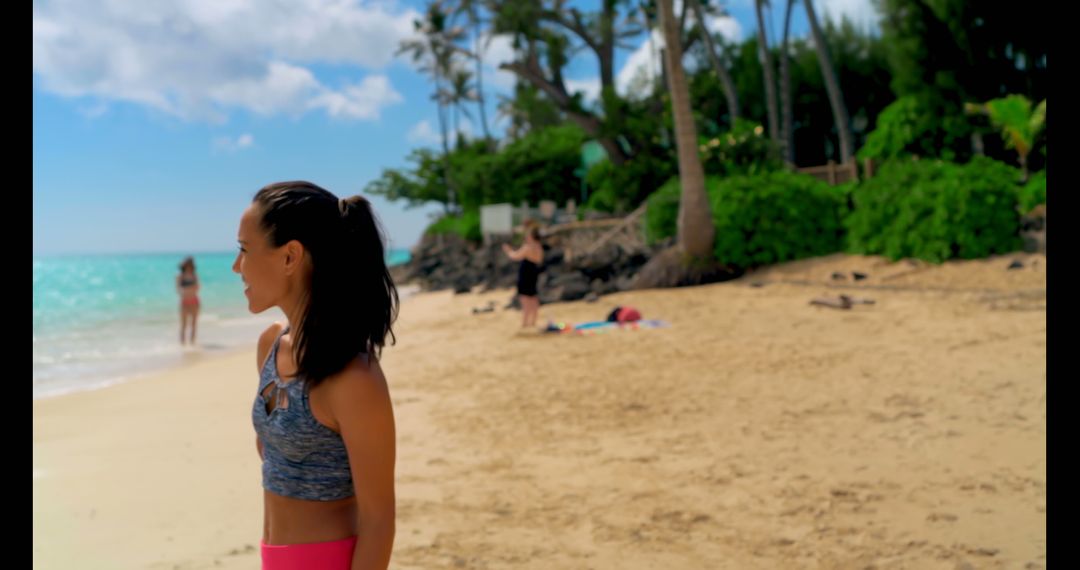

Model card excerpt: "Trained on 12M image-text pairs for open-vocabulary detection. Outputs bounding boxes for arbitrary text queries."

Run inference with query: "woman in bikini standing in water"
[234,181,397,569]
[177,256,200,345]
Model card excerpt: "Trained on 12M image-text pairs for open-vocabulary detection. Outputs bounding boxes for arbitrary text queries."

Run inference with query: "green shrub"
[426,210,481,243]
[710,171,847,268]
[643,171,846,269]
[845,157,1022,262]
[858,95,972,163]
[643,176,686,245]
[698,119,782,177]
[583,152,676,214]
[1018,170,1046,213]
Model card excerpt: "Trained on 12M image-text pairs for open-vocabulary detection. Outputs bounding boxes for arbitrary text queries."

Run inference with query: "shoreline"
[32,283,422,403]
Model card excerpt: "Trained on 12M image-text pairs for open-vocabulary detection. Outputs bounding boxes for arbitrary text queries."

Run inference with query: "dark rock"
[630,247,741,289]
[400,219,706,299]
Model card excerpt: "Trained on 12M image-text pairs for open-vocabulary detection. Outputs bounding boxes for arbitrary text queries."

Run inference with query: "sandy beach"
[33,252,1046,569]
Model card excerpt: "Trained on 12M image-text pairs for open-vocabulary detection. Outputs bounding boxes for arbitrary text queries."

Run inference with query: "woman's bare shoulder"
[256,322,286,372]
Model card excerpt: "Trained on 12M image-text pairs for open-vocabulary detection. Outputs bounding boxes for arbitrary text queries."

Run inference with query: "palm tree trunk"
[755,0,780,145]
[804,0,853,163]
[658,0,714,260]
[779,0,795,165]
[688,0,739,122]
[453,103,460,148]
[470,6,492,142]
[434,77,455,211]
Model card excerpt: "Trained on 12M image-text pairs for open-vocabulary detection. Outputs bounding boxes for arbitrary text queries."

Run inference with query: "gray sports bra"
[252,327,365,501]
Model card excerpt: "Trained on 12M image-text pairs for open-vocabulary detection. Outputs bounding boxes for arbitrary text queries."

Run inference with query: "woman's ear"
[283,240,305,275]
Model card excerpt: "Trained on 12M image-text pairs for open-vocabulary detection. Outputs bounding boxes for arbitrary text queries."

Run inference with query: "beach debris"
[831,271,847,281]
[811,296,852,309]
[810,295,875,310]
[1007,259,1024,270]
[584,292,600,303]
[852,271,868,281]
[749,281,766,288]
[471,301,496,315]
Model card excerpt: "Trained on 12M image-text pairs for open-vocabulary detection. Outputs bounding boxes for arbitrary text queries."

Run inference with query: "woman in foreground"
[233,181,398,570]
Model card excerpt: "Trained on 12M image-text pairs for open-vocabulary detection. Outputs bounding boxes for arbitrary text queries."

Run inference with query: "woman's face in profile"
[232,205,288,314]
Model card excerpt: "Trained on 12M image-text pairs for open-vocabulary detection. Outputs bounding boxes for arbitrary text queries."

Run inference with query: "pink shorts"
[261,536,357,570]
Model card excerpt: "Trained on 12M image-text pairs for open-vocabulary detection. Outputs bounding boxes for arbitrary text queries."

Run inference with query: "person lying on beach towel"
[605,305,642,323]
[543,319,670,335]
[544,307,668,335]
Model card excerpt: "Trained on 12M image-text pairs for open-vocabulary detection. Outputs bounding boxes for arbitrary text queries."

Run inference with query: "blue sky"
[33,0,878,255]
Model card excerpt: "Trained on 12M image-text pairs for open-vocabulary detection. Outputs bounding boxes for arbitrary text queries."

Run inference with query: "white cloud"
[407,120,441,145]
[405,117,474,147]
[213,133,255,152]
[617,30,664,97]
[456,118,475,139]
[731,0,879,33]
[816,0,880,32]
[208,62,322,118]
[616,15,743,99]
[705,14,744,43]
[480,34,520,91]
[33,0,417,121]
[565,77,602,106]
[308,75,404,120]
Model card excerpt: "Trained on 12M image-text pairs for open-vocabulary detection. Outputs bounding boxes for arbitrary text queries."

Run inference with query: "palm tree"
[451,0,492,142]
[446,66,477,147]
[779,0,795,164]
[804,0,854,163]
[754,0,780,145]
[966,95,1046,181]
[398,1,467,210]
[658,0,714,260]
[687,0,740,122]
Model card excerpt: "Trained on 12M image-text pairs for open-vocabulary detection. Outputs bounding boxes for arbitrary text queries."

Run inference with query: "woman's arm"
[330,363,397,570]
[502,243,525,261]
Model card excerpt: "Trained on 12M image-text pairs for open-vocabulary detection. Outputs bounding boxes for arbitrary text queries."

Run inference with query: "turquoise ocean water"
[32,249,411,399]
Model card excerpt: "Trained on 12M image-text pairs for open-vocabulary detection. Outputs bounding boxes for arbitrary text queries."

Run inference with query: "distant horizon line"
[34,246,415,258]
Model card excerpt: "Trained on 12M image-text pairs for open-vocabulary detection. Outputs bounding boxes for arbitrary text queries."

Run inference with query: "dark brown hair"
[253,181,398,386]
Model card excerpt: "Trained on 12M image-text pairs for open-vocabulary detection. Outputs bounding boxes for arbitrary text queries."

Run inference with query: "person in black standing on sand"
[502,223,544,329]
